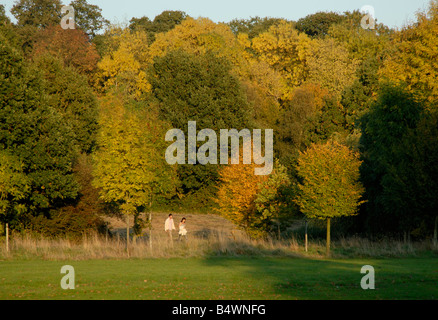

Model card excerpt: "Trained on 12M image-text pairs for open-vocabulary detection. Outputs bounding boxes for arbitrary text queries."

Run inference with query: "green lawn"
[0,257,437,300]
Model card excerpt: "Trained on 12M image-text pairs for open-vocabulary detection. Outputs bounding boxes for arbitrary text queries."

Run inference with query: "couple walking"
[164,214,187,241]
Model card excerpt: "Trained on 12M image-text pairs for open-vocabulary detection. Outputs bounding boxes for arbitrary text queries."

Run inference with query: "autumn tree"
[295,140,365,255]
[379,0,438,103]
[216,158,292,238]
[95,28,150,98]
[32,24,100,75]
[306,38,359,98]
[251,21,312,98]
[215,161,268,236]
[92,92,177,249]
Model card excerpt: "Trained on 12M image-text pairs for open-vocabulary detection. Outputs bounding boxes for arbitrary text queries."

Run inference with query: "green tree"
[33,53,99,153]
[0,151,30,226]
[254,161,294,236]
[227,17,284,39]
[0,32,78,218]
[295,11,346,38]
[70,0,109,38]
[295,140,365,255]
[359,85,432,237]
[148,50,251,195]
[11,0,62,28]
[130,10,188,44]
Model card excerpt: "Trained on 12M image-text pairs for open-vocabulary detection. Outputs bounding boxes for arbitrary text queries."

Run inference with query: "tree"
[295,140,365,255]
[148,17,244,67]
[359,84,430,237]
[227,16,284,39]
[215,161,268,236]
[28,153,108,240]
[92,92,177,250]
[254,161,294,236]
[95,28,150,98]
[379,0,438,103]
[11,0,62,28]
[33,53,99,153]
[69,0,109,38]
[0,5,8,23]
[32,24,100,75]
[148,50,251,195]
[296,11,346,38]
[306,38,359,98]
[0,151,30,226]
[130,10,188,43]
[0,33,79,217]
[251,21,312,98]
[276,84,329,157]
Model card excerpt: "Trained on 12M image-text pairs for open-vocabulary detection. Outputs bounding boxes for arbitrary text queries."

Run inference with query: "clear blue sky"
[1,0,432,29]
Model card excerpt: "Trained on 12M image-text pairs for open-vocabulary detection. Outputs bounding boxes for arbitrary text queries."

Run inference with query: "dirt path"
[103,212,243,240]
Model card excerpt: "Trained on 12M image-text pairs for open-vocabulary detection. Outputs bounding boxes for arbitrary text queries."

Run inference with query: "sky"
[1,0,432,29]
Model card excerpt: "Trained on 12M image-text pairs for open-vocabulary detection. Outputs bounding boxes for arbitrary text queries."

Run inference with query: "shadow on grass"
[201,241,438,300]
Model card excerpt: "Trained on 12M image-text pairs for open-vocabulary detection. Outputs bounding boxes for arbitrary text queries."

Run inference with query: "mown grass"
[1,213,437,300]
[0,257,437,300]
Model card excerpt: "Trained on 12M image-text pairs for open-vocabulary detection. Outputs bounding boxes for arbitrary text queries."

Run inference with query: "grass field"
[1,213,437,300]
[1,257,437,300]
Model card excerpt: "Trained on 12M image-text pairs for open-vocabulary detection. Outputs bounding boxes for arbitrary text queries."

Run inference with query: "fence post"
[5,223,9,253]
[305,221,308,253]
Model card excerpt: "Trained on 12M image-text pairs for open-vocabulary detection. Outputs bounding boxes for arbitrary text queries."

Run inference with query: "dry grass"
[0,212,436,260]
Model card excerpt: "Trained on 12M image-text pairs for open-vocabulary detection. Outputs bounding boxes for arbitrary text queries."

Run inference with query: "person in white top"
[164,214,176,241]
[178,218,187,241]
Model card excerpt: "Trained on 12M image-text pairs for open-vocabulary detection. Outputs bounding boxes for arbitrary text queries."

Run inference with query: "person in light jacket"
[164,214,176,241]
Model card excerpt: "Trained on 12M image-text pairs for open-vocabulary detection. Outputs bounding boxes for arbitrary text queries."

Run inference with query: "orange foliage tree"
[32,25,100,75]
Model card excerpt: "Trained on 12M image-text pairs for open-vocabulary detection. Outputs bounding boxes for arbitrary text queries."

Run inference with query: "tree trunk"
[305,220,308,253]
[433,216,438,246]
[5,223,9,253]
[126,215,130,257]
[149,211,152,251]
[326,218,331,257]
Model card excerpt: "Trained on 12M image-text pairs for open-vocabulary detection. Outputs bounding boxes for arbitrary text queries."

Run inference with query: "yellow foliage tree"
[95,28,151,98]
[92,92,177,250]
[379,0,438,103]
[295,140,365,255]
[215,162,268,232]
[149,17,244,69]
[306,38,359,98]
[149,17,284,129]
[251,21,312,99]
